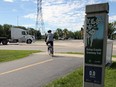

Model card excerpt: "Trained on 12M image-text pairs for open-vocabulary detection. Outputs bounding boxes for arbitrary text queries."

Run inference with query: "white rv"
[0,28,35,45]
[10,28,35,44]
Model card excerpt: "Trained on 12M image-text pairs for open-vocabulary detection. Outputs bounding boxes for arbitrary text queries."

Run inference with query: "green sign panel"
[85,15,105,65]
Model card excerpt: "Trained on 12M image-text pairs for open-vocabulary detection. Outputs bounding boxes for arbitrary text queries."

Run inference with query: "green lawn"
[45,62,116,87]
[45,68,83,87]
[0,50,41,62]
[61,52,116,58]
[62,52,84,55]
[105,62,116,87]
[112,55,116,58]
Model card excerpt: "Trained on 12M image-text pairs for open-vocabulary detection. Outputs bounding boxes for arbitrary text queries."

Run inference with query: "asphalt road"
[0,52,83,87]
[0,40,115,54]
[0,40,84,52]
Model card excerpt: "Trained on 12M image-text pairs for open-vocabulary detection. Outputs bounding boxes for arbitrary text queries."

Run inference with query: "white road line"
[0,59,53,76]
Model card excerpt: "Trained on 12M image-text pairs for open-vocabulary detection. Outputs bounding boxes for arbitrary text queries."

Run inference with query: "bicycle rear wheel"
[48,47,53,57]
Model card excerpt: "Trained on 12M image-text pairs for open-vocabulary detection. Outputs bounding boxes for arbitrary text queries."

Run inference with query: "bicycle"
[48,43,54,57]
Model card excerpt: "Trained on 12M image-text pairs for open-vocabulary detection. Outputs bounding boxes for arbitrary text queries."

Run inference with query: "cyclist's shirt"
[46,33,54,42]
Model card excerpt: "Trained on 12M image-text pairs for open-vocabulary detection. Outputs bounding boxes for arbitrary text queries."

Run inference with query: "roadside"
[112,58,116,61]
[54,52,116,61]
[38,52,83,58]
[44,52,116,87]
[44,61,116,87]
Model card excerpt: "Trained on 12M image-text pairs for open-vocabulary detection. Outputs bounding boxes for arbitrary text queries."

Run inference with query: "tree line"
[54,28,83,40]
[0,21,116,40]
[54,21,116,40]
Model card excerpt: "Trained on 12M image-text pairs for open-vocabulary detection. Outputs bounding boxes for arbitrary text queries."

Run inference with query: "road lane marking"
[0,59,53,76]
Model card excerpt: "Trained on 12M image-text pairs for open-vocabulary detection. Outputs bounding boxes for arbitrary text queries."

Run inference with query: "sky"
[0,0,116,33]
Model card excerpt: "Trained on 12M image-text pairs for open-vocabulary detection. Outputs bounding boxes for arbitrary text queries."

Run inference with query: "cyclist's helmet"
[48,30,52,33]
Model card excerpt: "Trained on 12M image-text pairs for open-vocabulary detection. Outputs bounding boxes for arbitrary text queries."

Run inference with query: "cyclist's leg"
[46,41,50,51]
[50,41,54,54]
[51,41,53,47]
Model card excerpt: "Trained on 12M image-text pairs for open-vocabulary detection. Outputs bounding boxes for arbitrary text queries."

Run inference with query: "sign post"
[84,3,109,87]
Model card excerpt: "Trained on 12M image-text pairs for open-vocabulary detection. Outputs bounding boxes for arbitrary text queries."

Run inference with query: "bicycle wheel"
[48,47,53,57]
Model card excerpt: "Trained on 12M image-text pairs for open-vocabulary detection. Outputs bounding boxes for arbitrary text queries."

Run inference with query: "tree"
[63,28,69,39]
[54,32,58,40]
[56,28,63,39]
[74,31,82,39]
[0,25,4,37]
[14,26,27,30]
[36,30,42,39]
[108,21,116,39]
[80,27,84,39]
[3,24,12,39]
[68,31,74,39]
[27,28,36,35]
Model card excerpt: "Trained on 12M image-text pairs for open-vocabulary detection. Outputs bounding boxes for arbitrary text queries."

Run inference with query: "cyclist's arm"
[53,33,55,40]
[45,35,47,42]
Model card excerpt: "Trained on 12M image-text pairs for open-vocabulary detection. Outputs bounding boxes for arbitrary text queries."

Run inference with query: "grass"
[61,52,84,55]
[61,52,116,58]
[45,68,83,87]
[105,62,116,87]
[0,50,41,62]
[112,55,116,58]
[45,62,116,87]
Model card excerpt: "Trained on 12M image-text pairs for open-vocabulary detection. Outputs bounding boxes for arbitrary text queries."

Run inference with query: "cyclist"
[45,30,54,53]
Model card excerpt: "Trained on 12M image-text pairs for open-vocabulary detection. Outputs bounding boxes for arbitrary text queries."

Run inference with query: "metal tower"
[36,0,44,34]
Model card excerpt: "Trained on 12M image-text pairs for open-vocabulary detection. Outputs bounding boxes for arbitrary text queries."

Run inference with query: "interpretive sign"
[85,15,105,65]
[84,3,109,87]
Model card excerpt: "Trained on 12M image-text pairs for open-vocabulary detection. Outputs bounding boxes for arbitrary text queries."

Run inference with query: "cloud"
[109,15,116,22]
[21,0,29,1]
[24,13,36,19]
[23,0,102,31]
[108,0,116,2]
[21,0,30,1]
[3,0,14,2]
[21,24,35,28]
[42,0,86,31]
[12,9,17,12]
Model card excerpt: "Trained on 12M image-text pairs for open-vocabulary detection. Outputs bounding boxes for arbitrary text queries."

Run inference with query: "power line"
[36,0,45,34]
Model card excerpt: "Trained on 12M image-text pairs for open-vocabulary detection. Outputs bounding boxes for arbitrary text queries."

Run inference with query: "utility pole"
[36,0,45,34]
[17,16,19,26]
